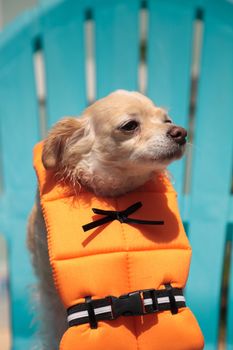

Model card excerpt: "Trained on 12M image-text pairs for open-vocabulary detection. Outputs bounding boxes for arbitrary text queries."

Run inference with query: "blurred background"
[0,1,36,28]
[0,0,232,349]
[0,3,36,349]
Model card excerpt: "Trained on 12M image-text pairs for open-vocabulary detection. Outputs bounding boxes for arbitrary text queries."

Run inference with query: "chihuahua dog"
[28,90,187,349]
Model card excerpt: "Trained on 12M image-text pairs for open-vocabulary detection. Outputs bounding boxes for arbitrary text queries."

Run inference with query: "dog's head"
[42,90,187,196]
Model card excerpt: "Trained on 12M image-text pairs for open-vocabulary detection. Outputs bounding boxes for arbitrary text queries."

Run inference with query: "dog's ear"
[42,117,85,170]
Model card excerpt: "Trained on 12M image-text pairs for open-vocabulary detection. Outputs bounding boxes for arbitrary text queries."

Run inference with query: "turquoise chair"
[0,0,232,349]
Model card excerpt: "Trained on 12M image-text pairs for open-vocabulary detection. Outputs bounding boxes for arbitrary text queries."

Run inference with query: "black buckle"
[109,291,145,319]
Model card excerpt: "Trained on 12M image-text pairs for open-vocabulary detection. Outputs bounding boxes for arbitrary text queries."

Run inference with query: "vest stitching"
[52,246,191,261]
[40,201,60,294]
[117,198,140,350]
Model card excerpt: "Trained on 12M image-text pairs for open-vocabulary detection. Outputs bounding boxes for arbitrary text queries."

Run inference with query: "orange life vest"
[34,141,204,350]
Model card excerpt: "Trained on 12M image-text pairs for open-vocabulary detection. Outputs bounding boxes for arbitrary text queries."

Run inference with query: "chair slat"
[226,225,233,349]
[41,0,87,126]
[229,197,233,223]
[186,2,233,348]
[94,0,140,98]
[147,0,196,205]
[11,336,39,350]
[0,17,40,346]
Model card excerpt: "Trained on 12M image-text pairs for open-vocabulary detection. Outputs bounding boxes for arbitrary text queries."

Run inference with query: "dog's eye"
[119,120,139,132]
[164,119,172,124]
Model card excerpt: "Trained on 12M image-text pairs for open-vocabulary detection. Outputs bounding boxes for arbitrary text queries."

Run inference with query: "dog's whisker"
[186,142,201,153]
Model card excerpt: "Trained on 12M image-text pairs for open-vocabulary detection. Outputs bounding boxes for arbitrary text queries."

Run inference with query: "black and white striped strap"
[67,286,186,329]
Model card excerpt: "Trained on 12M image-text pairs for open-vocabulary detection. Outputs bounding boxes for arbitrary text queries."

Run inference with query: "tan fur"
[27,90,186,349]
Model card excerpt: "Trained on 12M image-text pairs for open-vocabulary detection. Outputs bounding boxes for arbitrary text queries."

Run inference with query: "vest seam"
[40,201,61,294]
[118,198,140,350]
[51,247,191,262]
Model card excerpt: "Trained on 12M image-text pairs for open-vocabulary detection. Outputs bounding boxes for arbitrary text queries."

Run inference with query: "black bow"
[82,202,164,232]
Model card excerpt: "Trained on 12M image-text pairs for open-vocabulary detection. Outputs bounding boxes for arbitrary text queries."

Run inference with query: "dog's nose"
[167,126,187,145]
